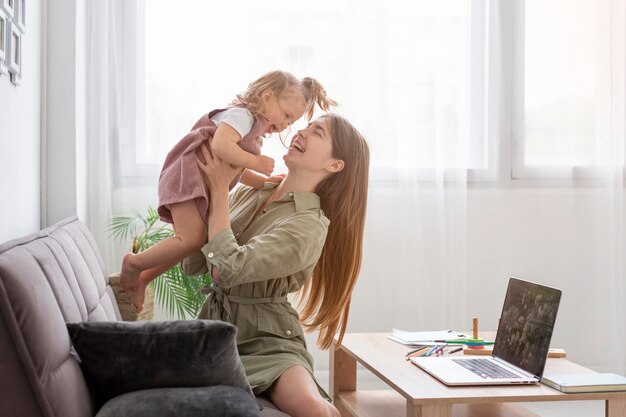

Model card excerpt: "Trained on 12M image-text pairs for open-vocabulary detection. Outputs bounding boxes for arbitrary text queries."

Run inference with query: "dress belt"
[200,285,288,322]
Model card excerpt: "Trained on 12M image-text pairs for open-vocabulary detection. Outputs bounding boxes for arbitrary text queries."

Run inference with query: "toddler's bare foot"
[132,280,147,314]
[120,253,141,292]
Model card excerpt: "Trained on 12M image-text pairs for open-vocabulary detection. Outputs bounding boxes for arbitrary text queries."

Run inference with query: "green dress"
[182,183,330,396]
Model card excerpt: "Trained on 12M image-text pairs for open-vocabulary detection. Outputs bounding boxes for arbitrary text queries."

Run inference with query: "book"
[542,373,626,393]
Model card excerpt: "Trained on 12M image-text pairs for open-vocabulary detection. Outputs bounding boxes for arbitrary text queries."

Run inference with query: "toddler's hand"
[255,155,275,176]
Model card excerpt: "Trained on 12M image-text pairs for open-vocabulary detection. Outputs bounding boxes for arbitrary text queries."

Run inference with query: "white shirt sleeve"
[209,107,255,139]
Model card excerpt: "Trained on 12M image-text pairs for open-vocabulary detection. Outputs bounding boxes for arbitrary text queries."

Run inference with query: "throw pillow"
[67,320,253,406]
[96,386,261,417]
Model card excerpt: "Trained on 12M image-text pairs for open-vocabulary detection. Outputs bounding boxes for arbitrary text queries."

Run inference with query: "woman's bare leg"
[266,365,339,417]
[120,200,206,292]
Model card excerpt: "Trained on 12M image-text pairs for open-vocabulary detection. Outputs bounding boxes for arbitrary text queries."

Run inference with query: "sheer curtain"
[366,0,500,334]
[84,0,124,273]
[136,1,483,331]
[86,0,626,378]
[109,0,486,368]
[590,0,626,372]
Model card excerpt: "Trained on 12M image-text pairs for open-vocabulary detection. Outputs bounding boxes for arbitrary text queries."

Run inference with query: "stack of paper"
[388,329,467,346]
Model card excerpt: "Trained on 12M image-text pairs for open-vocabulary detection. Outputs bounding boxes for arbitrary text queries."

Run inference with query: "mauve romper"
[157,106,267,224]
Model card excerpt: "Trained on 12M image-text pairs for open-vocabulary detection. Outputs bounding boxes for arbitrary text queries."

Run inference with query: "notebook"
[411,277,562,386]
[542,373,626,393]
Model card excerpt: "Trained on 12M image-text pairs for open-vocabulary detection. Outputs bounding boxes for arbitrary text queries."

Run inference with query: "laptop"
[411,277,561,386]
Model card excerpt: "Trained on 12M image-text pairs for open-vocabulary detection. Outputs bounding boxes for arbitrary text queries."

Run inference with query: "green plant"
[107,207,212,318]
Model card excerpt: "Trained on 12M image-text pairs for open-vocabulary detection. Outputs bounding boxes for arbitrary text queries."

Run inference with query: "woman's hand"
[196,142,239,192]
[266,173,286,183]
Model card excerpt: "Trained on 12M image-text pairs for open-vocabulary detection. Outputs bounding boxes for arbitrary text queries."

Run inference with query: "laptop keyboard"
[452,358,521,379]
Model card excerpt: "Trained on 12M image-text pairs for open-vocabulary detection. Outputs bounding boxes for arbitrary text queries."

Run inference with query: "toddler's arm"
[240,170,266,189]
[212,123,275,176]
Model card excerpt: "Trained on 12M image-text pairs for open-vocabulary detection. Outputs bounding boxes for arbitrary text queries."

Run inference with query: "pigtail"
[302,77,338,121]
[231,94,259,114]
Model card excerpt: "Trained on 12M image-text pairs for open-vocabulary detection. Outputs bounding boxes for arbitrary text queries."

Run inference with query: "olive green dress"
[181,182,330,397]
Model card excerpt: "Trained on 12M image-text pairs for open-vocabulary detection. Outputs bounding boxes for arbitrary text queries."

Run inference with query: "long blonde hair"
[233,70,337,122]
[297,114,370,349]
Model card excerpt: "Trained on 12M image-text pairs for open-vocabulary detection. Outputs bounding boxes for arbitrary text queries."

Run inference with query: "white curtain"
[368,0,500,334]
[137,0,481,330]
[92,0,626,376]
[84,0,123,274]
[588,0,626,372]
[119,0,482,365]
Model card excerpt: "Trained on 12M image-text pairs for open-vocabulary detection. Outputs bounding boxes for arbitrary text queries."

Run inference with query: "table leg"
[407,401,453,417]
[330,342,356,409]
[606,399,626,417]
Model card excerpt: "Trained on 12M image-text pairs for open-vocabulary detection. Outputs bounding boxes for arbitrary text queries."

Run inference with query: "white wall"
[0,0,42,241]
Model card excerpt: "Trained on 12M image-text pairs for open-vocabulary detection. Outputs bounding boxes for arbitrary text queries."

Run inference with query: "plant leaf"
[152,265,211,318]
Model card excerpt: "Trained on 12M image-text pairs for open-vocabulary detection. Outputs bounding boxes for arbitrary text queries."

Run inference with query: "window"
[116,1,624,185]
[117,0,491,185]
[512,0,604,179]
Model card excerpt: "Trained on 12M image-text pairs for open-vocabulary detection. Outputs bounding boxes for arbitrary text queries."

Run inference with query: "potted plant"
[108,207,212,319]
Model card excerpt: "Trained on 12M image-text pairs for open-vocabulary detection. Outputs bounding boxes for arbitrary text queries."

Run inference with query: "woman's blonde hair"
[297,114,370,349]
[233,70,337,122]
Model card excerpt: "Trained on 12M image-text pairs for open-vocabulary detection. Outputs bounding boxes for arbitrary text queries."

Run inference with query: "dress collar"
[260,182,321,212]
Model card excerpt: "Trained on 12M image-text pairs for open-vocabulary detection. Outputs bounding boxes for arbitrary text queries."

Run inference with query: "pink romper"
[157,106,267,224]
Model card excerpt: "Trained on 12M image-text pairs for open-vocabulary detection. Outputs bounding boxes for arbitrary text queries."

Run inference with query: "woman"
[183,114,369,417]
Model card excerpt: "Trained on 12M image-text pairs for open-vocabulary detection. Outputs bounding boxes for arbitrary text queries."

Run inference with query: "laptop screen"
[492,278,562,378]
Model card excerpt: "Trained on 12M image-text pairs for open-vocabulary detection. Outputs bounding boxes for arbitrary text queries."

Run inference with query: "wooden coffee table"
[330,333,626,417]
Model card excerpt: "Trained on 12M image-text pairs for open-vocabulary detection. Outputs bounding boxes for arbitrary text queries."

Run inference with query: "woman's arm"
[200,213,328,288]
[239,169,267,189]
[196,142,240,282]
[196,143,328,287]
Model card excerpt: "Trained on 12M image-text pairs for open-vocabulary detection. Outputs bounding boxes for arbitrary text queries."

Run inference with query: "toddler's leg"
[131,265,170,314]
[120,200,207,292]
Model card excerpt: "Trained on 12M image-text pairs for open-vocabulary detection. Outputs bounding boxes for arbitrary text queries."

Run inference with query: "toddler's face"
[262,86,306,135]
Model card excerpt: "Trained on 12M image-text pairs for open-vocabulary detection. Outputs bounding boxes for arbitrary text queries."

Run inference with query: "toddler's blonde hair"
[233,70,337,122]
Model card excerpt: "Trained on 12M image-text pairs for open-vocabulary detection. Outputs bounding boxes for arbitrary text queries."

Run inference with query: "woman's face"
[283,117,337,173]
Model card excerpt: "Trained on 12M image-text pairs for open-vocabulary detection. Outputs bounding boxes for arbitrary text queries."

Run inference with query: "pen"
[434,339,495,345]
[447,346,463,355]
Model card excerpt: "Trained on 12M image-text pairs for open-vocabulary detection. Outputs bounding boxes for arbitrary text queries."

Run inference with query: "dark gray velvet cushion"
[96,386,261,417]
[67,320,253,406]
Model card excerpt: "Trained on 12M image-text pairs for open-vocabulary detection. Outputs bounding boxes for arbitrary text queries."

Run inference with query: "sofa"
[0,216,290,417]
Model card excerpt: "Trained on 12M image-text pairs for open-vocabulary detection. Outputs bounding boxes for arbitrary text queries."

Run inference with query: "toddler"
[120,70,336,312]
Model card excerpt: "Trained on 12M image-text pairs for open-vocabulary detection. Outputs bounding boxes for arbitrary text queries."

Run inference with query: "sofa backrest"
[0,217,121,417]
